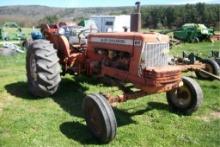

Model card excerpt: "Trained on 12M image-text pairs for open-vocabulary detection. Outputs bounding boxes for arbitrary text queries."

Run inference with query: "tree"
[184,4,197,23]
[39,15,59,25]
[195,3,206,23]
[164,7,176,28]
[46,15,59,24]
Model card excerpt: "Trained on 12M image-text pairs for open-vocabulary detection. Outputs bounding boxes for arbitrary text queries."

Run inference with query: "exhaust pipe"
[130,1,141,32]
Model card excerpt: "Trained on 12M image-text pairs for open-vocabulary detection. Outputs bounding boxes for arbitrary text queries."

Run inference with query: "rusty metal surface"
[41,23,86,74]
[144,66,181,75]
[130,1,141,32]
[104,91,147,105]
[175,63,206,71]
[88,32,170,43]
[130,13,141,32]
[41,23,197,102]
[90,31,182,94]
[211,34,220,41]
[198,69,220,80]
[104,80,182,105]
[143,66,182,87]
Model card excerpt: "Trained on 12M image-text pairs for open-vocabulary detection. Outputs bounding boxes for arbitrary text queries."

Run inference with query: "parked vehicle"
[173,23,214,42]
[26,2,218,143]
[90,15,130,32]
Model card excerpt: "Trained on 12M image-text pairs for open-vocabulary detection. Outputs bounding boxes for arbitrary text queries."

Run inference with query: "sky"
[0,0,219,8]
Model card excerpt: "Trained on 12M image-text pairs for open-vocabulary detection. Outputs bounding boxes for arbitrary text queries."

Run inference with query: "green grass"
[0,27,33,47]
[3,27,32,37]
[1,27,33,41]
[170,41,220,57]
[0,42,220,147]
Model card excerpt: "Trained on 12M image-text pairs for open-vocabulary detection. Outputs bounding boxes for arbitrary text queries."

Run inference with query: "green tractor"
[173,23,214,43]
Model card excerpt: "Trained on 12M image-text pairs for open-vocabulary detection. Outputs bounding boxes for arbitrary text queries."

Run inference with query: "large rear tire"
[82,93,117,143]
[166,77,203,115]
[26,39,61,97]
[195,59,220,80]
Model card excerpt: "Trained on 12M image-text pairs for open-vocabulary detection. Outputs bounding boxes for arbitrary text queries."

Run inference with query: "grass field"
[2,27,33,36]
[0,41,220,147]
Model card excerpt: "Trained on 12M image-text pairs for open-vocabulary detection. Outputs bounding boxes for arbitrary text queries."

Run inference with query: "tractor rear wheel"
[166,77,203,115]
[26,39,61,97]
[195,59,220,80]
[82,93,117,143]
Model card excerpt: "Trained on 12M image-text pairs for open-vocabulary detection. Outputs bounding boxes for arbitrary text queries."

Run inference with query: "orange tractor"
[25,2,218,143]
[26,26,206,142]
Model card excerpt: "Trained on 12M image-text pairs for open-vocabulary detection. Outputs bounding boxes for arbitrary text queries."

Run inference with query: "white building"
[90,15,130,33]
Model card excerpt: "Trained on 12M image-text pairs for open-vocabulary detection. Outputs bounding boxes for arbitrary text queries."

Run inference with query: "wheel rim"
[172,85,192,109]
[85,99,106,139]
[29,53,37,82]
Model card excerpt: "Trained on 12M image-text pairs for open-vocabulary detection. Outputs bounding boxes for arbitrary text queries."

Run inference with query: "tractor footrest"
[143,66,182,86]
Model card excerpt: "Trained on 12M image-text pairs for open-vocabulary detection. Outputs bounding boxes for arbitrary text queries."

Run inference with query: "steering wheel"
[77,28,98,43]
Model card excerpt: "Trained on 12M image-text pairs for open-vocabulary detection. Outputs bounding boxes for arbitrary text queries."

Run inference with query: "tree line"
[0,3,219,30]
[39,3,219,30]
[141,3,220,30]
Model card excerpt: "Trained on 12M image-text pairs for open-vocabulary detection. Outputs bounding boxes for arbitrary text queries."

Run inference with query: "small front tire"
[166,77,203,115]
[82,93,117,143]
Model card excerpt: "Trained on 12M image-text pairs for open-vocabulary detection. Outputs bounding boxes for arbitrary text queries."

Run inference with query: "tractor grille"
[140,43,169,68]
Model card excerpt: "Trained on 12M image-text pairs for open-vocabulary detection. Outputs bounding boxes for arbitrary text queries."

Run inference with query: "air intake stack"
[130,1,141,32]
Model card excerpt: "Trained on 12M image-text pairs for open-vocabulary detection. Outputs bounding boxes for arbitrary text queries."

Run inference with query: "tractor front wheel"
[26,39,61,97]
[195,59,220,80]
[82,93,117,143]
[166,77,203,115]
